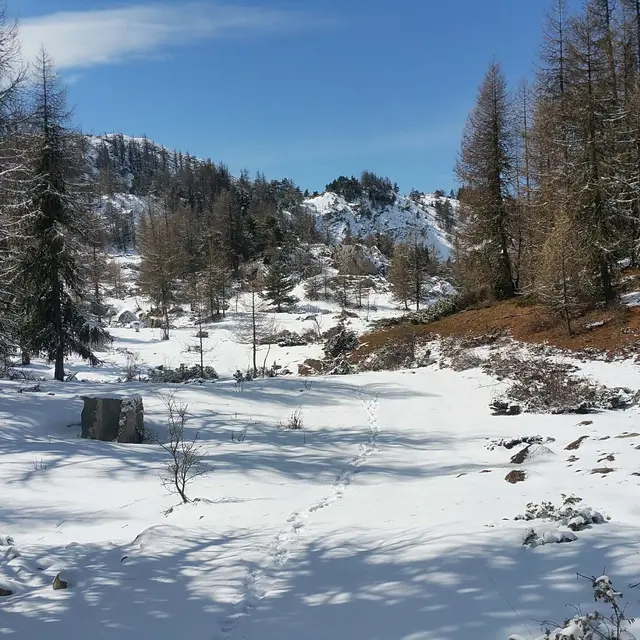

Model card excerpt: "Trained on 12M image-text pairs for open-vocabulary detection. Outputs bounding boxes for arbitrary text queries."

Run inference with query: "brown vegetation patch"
[351,299,640,365]
[616,432,640,439]
[590,467,615,475]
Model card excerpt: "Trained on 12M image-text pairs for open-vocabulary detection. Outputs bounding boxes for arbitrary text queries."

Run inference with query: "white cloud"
[19,2,314,70]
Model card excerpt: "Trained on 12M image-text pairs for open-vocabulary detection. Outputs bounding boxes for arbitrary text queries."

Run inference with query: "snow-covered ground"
[2,270,640,639]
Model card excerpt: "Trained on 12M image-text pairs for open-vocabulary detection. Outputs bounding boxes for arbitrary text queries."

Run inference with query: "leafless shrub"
[8,368,36,381]
[152,393,210,503]
[360,333,418,371]
[31,458,47,472]
[484,353,637,415]
[278,408,304,430]
[457,329,507,349]
[450,351,483,371]
[123,351,140,382]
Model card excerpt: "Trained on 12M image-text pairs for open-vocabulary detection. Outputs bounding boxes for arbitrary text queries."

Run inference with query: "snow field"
[1,307,640,638]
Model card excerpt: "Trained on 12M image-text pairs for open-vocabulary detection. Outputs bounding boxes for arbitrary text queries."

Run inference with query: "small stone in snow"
[52,573,68,590]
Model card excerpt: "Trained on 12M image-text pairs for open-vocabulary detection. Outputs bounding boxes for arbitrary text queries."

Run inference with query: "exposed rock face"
[118,396,145,444]
[81,395,144,443]
[505,470,527,484]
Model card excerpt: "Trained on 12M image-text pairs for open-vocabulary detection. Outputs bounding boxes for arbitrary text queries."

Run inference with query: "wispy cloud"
[19,2,319,70]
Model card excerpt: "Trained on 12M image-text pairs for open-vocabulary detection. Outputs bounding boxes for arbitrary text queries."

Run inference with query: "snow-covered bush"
[509,575,636,640]
[263,330,308,347]
[149,364,219,384]
[323,322,359,359]
[516,497,605,530]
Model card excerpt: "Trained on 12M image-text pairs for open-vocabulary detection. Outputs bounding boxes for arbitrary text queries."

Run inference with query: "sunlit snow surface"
[2,288,640,639]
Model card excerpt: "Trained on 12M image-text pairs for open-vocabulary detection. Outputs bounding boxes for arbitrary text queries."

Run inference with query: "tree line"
[455,0,640,333]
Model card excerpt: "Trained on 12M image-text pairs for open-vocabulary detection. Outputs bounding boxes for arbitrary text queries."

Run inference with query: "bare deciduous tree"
[232,269,279,377]
[154,393,209,504]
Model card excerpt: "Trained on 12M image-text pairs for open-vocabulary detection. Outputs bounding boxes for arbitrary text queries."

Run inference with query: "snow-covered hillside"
[86,132,458,257]
[304,191,456,259]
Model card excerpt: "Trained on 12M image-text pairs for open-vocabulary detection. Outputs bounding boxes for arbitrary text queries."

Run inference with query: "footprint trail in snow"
[216,392,380,639]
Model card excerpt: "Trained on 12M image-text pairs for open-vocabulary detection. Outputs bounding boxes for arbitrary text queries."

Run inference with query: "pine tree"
[19,51,109,381]
[263,252,297,312]
[455,62,518,300]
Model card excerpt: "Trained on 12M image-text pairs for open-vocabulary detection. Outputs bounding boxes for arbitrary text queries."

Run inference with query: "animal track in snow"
[216,393,380,640]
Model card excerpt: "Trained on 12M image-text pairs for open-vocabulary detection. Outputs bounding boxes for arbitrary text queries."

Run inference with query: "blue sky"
[16,0,556,193]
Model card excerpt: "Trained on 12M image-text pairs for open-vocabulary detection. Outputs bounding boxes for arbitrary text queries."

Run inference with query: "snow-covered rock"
[304,191,455,259]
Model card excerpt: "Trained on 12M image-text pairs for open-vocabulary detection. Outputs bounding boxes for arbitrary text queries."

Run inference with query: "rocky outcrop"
[81,395,144,443]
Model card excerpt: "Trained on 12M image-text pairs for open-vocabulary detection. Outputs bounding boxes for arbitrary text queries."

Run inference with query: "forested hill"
[87,133,457,259]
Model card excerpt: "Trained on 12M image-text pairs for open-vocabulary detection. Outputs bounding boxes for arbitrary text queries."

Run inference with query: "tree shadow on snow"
[0,527,262,640]
[233,524,640,640]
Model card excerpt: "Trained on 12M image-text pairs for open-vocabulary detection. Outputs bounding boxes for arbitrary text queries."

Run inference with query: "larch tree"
[233,266,277,377]
[0,6,26,363]
[139,198,179,340]
[564,3,621,302]
[536,211,595,335]
[203,236,232,319]
[389,243,412,310]
[19,50,109,381]
[455,61,518,300]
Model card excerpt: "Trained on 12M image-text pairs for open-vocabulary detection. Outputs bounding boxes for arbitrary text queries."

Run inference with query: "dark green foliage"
[20,52,110,381]
[360,171,396,207]
[434,199,456,233]
[263,253,298,312]
[326,175,363,201]
[325,172,396,208]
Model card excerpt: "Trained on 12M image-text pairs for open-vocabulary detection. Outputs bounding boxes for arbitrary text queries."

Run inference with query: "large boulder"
[118,396,145,443]
[81,395,144,443]
[118,310,138,325]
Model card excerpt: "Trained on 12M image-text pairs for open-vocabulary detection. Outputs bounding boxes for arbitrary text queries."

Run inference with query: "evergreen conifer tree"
[263,252,297,312]
[20,51,110,381]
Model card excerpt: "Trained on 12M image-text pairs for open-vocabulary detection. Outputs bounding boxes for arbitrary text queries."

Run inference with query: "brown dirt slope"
[353,300,640,363]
